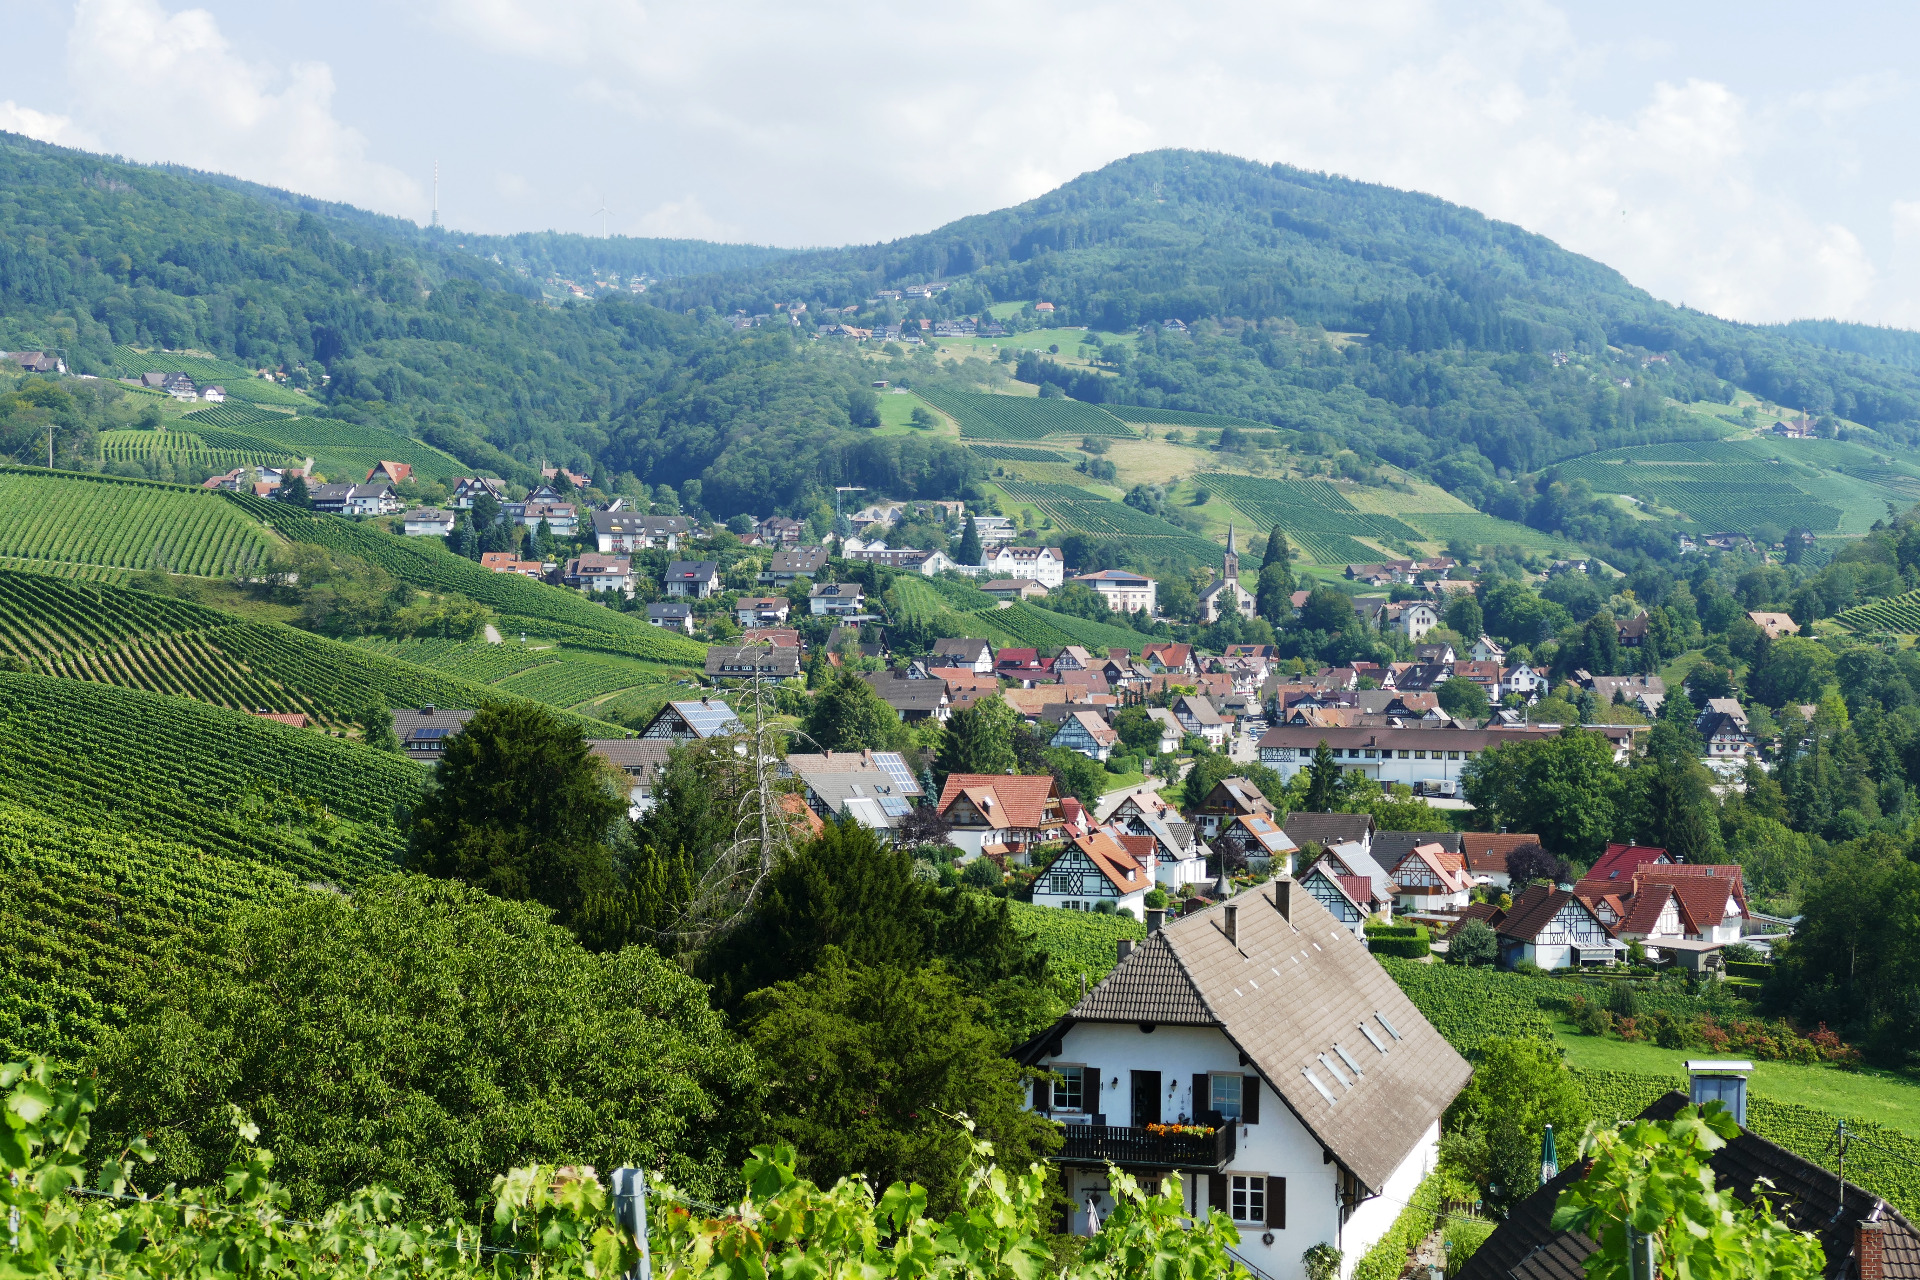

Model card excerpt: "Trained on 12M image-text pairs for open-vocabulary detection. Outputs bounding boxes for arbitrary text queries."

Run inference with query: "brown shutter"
[1086,1067,1101,1121]
[1208,1173,1227,1216]
[1033,1075,1051,1111]
[1267,1177,1286,1230]
[1193,1073,1210,1123]
[1243,1074,1260,1124]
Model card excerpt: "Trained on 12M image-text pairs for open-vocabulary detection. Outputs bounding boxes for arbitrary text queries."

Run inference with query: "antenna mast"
[431,160,441,229]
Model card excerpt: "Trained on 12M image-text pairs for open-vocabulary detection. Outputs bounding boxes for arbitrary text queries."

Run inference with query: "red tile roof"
[936,773,1061,831]
[1617,883,1676,936]
[1578,843,1670,890]
[1635,863,1749,914]
[1460,832,1545,875]
[1638,871,1738,934]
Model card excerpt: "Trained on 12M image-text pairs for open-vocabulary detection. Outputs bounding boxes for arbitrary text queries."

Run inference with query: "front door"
[1131,1070,1161,1128]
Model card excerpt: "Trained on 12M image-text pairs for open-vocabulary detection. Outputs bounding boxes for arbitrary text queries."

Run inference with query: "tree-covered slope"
[658,150,1920,491]
[0,131,976,515]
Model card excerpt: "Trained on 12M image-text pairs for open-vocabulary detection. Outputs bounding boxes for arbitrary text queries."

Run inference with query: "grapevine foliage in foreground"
[1,1059,1254,1280]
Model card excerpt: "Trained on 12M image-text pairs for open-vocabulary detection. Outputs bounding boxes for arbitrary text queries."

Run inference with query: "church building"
[1200,525,1258,623]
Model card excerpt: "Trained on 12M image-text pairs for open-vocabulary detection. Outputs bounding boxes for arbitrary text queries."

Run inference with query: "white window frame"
[1210,1073,1243,1121]
[1229,1174,1266,1225]
[1054,1065,1086,1112]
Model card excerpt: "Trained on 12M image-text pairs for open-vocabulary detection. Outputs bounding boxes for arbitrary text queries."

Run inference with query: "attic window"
[1374,1012,1403,1041]
[1359,1022,1389,1054]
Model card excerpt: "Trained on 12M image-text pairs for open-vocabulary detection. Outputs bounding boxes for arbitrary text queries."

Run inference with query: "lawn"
[1552,1021,1920,1137]
[870,389,955,437]
[1099,763,1148,793]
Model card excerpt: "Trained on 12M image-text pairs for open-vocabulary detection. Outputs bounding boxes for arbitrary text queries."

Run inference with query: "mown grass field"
[1551,1020,1920,1137]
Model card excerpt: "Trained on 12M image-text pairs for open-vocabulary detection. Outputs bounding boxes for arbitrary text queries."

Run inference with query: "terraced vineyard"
[219,490,709,666]
[918,389,1137,440]
[352,637,557,683]
[0,801,299,1060]
[1633,480,1843,531]
[1102,404,1277,432]
[1195,473,1423,564]
[0,569,516,726]
[884,576,1144,653]
[1834,590,1920,634]
[496,654,679,709]
[0,672,439,1060]
[995,480,1224,568]
[254,418,465,481]
[111,347,315,408]
[965,445,1072,463]
[97,430,293,471]
[0,672,420,880]
[0,468,277,576]
[1402,512,1576,555]
[183,403,300,430]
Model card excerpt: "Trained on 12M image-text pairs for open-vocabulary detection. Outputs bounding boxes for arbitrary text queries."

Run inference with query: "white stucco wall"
[1038,1020,1439,1280]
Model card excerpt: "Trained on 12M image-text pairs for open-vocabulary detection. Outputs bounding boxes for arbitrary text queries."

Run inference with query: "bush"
[1607,981,1641,1019]
[1514,959,1541,975]
[960,857,1003,889]
[1448,918,1498,967]
[1369,924,1430,959]
[1144,888,1168,908]
[1569,996,1613,1036]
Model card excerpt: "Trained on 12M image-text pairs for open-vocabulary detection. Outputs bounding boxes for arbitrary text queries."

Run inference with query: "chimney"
[1686,1059,1752,1126]
[1859,1220,1886,1280]
[422,705,435,715]
[1276,879,1292,923]
[1117,938,1134,963]
[1224,904,1238,946]
[1146,907,1166,933]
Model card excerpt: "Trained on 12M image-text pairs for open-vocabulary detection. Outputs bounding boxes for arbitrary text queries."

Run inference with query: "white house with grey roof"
[1017,881,1469,1280]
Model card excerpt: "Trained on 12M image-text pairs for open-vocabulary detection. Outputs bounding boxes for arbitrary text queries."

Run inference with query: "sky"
[4,0,1920,327]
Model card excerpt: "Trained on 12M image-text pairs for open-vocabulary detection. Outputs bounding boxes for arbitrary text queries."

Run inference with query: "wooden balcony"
[1053,1121,1237,1171]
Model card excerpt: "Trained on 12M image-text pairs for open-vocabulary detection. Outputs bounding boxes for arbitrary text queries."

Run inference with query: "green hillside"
[885,576,1147,653]
[0,132,976,515]
[1549,437,1915,537]
[0,671,441,1062]
[0,671,418,878]
[0,800,300,1061]
[220,490,708,665]
[353,636,684,720]
[0,568,542,727]
[0,468,277,576]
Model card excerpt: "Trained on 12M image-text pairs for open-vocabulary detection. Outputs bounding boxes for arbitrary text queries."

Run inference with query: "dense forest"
[0,132,966,515]
[14,135,1920,546]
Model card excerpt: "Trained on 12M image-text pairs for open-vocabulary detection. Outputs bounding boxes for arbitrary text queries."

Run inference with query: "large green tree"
[697,819,1050,1017]
[1442,1037,1591,1214]
[1461,728,1624,859]
[744,948,1056,1212]
[408,702,626,924]
[801,670,908,752]
[938,695,1018,777]
[89,876,759,1217]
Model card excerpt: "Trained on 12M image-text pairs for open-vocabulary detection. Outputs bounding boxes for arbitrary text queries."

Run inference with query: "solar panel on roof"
[411,727,450,739]
[870,752,920,794]
[879,796,913,817]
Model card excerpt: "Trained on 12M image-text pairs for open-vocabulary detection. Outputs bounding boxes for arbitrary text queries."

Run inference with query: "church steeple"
[1223,523,1239,584]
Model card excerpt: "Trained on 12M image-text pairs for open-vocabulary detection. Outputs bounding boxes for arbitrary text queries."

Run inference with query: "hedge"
[1351,1171,1445,1280]
[1369,934,1431,959]
[1571,1068,1920,1221]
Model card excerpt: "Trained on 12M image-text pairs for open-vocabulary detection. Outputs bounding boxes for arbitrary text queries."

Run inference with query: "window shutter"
[1243,1074,1260,1124]
[1086,1067,1101,1121]
[1033,1075,1051,1111]
[1208,1173,1227,1216]
[1193,1074,1210,1123]
[1267,1177,1286,1229]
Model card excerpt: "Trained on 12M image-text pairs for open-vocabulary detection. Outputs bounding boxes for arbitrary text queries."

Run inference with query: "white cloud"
[62,0,419,214]
[0,100,98,149]
[421,0,1920,324]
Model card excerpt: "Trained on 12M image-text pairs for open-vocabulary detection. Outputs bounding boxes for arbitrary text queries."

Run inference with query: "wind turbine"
[590,203,611,239]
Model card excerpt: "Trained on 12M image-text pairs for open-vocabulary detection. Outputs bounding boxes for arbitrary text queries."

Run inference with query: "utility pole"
[833,485,866,530]
[48,424,54,469]
[431,160,441,229]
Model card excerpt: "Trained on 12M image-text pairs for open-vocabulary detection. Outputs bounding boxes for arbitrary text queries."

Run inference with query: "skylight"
[1333,1043,1364,1076]
[1359,1022,1389,1054]
[1375,1012,1403,1041]
[1302,1067,1337,1106]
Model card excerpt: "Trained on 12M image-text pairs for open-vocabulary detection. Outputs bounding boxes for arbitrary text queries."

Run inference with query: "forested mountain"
[660,151,1920,496]
[0,133,963,515]
[12,134,1920,537]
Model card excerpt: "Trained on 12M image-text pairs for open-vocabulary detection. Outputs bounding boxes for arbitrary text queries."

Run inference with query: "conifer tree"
[956,513,983,566]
